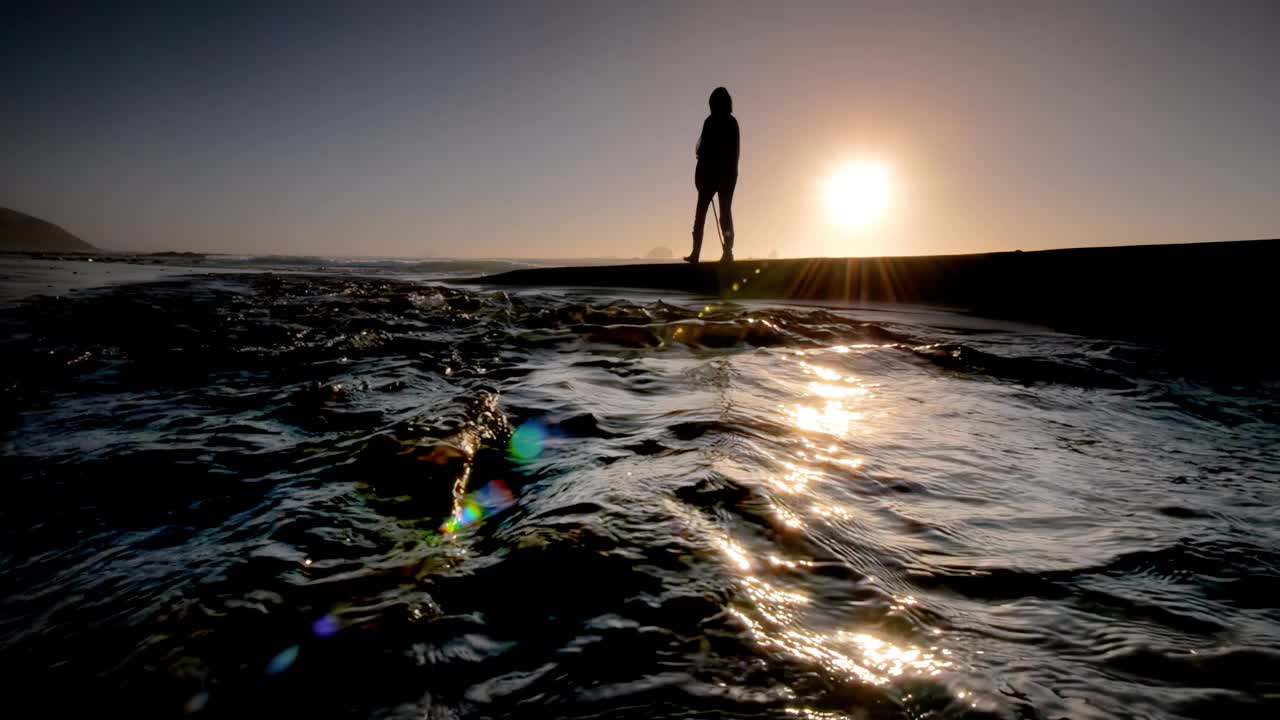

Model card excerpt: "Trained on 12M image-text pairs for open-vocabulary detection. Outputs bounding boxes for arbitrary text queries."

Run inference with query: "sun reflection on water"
[692,344,957,702]
[713,532,953,690]
[807,381,870,399]
[708,349,959,696]
[787,401,863,436]
[783,708,851,720]
[771,461,820,494]
[799,362,843,382]
[725,605,954,688]
[767,554,815,570]
[783,362,872,438]
[715,536,754,572]
[771,501,806,529]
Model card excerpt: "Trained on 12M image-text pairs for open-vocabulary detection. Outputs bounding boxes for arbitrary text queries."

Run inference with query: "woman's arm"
[695,116,712,158]
[729,117,740,168]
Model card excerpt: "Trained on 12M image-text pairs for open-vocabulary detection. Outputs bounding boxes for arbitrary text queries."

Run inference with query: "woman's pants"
[690,175,736,261]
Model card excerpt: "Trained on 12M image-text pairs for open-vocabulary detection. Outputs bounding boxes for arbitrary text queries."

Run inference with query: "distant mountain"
[645,246,674,259]
[0,208,96,253]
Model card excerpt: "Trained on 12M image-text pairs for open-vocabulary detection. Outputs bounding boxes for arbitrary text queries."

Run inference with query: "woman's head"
[709,86,732,115]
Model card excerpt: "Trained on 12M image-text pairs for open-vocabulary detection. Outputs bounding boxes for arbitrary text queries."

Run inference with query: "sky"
[3,0,1278,258]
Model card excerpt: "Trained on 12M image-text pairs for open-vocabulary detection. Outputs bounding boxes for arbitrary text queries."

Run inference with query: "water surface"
[1,258,1277,718]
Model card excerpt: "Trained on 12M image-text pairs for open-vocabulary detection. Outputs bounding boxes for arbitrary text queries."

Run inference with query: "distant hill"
[0,208,96,253]
[645,246,674,259]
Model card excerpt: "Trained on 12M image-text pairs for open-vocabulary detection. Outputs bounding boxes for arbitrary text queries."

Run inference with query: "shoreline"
[464,239,1278,341]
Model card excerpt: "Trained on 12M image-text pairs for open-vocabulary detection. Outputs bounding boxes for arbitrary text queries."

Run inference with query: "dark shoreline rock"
[464,238,1279,344]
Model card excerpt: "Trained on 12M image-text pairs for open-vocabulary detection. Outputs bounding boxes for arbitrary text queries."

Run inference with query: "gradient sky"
[3,1,1278,258]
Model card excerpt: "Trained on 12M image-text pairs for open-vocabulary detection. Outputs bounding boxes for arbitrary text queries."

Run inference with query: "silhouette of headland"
[465,239,1278,341]
[0,208,96,253]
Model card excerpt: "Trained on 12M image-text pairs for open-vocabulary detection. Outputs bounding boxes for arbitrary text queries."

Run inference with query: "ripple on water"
[0,271,1277,718]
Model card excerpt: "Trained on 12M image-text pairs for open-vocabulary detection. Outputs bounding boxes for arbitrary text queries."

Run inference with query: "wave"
[1,270,1277,719]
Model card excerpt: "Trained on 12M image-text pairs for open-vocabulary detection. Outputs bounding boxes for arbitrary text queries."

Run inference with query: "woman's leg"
[688,185,716,262]
[717,177,737,259]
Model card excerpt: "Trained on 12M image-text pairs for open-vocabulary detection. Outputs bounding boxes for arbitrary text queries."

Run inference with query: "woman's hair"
[709,86,732,115]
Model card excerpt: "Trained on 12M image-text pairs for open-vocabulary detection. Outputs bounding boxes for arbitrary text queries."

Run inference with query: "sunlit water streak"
[0,257,1278,719]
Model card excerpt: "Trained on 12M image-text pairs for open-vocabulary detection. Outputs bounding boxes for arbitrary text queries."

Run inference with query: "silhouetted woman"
[686,87,739,263]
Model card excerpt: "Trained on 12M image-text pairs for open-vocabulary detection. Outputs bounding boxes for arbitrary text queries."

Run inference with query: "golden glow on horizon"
[825,163,892,229]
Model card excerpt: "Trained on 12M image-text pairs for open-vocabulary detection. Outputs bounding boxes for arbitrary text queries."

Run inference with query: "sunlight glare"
[825,163,891,229]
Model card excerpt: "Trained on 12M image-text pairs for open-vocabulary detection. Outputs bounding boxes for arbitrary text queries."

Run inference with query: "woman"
[686,86,739,264]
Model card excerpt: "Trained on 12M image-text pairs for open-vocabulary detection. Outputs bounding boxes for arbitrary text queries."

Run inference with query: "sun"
[825,163,892,229]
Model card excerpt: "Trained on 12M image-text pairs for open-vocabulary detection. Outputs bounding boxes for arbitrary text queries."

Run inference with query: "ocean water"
[1,255,1277,719]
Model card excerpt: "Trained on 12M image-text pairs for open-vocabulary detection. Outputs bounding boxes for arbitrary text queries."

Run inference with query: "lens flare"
[184,691,209,714]
[265,644,299,676]
[509,420,546,462]
[312,614,339,638]
[441,479,516,535]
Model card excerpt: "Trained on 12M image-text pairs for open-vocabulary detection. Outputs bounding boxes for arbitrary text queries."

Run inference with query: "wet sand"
[466,239,1278,341]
